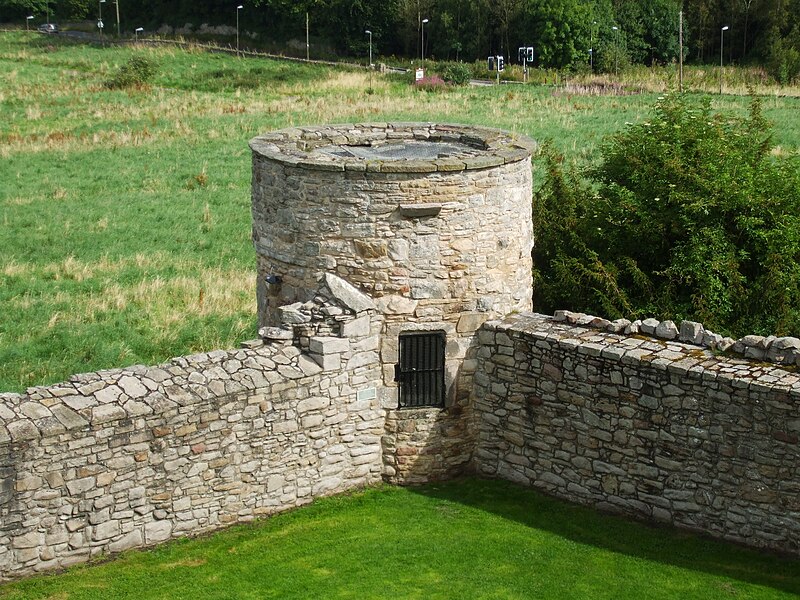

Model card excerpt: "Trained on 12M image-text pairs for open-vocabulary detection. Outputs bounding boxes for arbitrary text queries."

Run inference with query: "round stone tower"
[250,122,535,404]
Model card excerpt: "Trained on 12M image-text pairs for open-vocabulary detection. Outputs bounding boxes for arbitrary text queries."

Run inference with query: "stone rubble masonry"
[473,312,800,555]
[4,117,800,579]
[250,123,535,413]
[0,295,387,581]
[2,304,800,580]
[383,406,472,485]
[554,309,800,364]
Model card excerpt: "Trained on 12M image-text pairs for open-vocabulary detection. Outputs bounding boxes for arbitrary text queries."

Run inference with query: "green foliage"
[437,60,471,85]
[532,143,636,318]
[592,34,632,74]
[766,28,800,84]
[534,93,800,336]
[104,55,158,89]
[5,0,800,73]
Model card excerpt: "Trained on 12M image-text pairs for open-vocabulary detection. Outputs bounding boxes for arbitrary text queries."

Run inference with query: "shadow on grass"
[411,477,800,596]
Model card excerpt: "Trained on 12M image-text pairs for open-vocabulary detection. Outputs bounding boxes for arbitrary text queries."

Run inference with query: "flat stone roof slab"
[250,123,537,173]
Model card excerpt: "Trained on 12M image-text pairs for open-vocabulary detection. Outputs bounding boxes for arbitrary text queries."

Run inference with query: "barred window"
[395,332,445,408]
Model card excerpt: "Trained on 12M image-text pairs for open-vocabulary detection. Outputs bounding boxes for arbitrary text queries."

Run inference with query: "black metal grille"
[395,332,445,408]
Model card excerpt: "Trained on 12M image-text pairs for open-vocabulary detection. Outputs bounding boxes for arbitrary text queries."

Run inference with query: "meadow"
[0,478,798,599]
[2,31,800,391]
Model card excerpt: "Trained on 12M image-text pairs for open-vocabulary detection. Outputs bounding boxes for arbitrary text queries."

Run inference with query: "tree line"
[4,0,799,77]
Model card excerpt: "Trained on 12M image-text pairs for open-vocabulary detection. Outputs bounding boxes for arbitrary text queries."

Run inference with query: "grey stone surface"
[251,122,534,424]
[473,312,800,557]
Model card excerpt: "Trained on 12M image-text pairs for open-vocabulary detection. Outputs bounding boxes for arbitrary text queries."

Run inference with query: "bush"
[533,93,800,336]
[105,55,158,89]
[438,62,471,86]
[766,32,800,84]
[413,75,447,91]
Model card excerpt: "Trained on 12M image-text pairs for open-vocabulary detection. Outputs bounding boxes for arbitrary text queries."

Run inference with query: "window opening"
[395,331,445,408]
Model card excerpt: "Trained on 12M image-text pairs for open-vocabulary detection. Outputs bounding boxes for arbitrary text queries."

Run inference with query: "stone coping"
[0,342,325,444]
[249,122,537,173]
[488,312,800,397]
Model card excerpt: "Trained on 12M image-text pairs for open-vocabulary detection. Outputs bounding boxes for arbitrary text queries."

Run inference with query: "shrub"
[105,55,158,89]
[766,32,800,84]
[413,75,447,91]
[533,93,800,336]
[438,62,471,86]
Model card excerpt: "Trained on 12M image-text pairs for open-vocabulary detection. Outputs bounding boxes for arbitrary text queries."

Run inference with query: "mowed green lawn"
[0,479,797,600]
[2,32,800,391]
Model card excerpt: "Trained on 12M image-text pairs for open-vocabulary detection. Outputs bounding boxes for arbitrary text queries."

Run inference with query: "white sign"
[415,68,424,81]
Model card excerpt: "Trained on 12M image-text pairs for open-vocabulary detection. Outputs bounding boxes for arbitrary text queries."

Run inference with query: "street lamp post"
[98,0,105,38]
[421,18,429,64]
[365,30,373,91]
[135,26,143,42]
[236,5,243,58]
[114,0,120,37]
[365,30,372,66]
[612,25,619,77]
[306,11,310,61]
[720,25,729,94]
[26,15,33,30]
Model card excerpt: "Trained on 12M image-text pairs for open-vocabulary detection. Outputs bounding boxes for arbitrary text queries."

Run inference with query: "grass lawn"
[2,32,800,391]
[0,479,797,599]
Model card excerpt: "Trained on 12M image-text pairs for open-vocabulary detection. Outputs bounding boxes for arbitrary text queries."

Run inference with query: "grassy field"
[2,31,800,391]
[0,478,797,600]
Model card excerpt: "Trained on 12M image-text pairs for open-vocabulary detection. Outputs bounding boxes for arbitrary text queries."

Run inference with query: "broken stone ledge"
[553,310,800,367]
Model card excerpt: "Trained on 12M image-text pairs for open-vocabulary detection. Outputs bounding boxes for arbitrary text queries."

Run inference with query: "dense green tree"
[2,0,799,77]
[533,94,800,336]
[3,0,89,21]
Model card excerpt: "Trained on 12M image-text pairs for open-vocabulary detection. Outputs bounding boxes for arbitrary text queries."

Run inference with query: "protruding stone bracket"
[399,203,442,218]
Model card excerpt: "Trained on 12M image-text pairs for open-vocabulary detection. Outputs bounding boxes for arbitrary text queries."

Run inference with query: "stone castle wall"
[2,307,800,581]
[0,272,477,581]
[472,312,800,555]
[2,118,799,582]
[0,307,387,580]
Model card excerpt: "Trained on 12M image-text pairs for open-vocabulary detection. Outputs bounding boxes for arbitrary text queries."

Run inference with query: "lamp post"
[26,15,33,30]
[98,0,105,38]
[365,30,373,91]
[720,25,729,94]
[306,11,309,61]
[236,5,243,58]
[590,20,596,71]
[135,26,143,42]
[114,0,120,37]
[421,18,429,64]
[46,0,49,25]
[612,25,619,77]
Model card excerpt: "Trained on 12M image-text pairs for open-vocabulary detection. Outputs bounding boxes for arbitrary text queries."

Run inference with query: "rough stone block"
[109,529,143,553]
[144,521,173,544]
[297,397,329,413]
[640,318,660,335]
[679,321,704,345]
[341,315,371,338]
[92,521,120,542]
[654,320,678,340]
[309,337,350,355]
